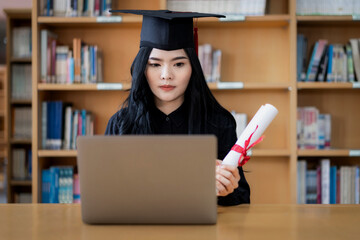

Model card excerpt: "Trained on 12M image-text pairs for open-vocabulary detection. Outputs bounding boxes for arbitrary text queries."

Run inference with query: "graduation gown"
[105,103,250,206]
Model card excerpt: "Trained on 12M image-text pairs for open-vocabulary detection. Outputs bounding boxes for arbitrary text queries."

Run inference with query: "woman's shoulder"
[109,108,128,123]
[105,108,128,135]
[206,106,236,130]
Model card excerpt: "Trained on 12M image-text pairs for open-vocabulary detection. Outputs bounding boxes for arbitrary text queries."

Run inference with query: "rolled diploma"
[222,104,279,166]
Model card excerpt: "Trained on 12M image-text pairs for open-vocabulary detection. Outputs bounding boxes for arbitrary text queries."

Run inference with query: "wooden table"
[0,204,359,240]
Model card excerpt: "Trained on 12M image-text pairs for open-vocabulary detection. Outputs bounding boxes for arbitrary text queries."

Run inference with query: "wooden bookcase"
[5,9,33,203]
[30,0,360,204]
[296,15,360,201]
[0,65,7,202]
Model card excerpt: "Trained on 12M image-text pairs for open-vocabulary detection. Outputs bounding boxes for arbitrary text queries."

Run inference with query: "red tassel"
[194,20,198,56]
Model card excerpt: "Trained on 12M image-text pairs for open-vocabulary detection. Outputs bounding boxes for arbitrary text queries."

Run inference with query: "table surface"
[1,204,360,240]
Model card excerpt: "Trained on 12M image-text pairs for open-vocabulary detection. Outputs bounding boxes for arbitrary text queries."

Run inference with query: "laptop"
[76,135,217,224]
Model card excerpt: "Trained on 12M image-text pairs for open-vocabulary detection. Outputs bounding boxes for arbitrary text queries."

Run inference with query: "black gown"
[105,103,250,206]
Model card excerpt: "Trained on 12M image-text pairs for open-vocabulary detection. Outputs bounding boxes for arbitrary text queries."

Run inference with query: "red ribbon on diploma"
[230,125,265,167]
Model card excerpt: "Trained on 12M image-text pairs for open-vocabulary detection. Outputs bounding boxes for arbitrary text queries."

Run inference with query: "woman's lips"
[160,85,175,91]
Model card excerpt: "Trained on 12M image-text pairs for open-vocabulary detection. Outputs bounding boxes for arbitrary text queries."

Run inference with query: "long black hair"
[116,46,235,134]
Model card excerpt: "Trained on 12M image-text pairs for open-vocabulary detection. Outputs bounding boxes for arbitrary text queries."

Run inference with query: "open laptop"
[76,135,217,224]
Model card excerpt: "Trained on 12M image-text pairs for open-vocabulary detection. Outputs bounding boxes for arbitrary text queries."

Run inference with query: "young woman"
[105,10,250,206]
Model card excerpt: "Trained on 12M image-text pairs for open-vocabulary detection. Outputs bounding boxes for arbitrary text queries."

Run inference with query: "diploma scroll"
[222,104,278,167]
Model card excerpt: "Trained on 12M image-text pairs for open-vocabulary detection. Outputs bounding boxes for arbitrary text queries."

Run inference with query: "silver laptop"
[77,135,217,224]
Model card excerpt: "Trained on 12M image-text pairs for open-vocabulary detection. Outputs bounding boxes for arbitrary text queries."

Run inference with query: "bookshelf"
[31,0,294,204]
[5,9,33,203]
[0,66,7,203]
[296,1,360,204]
[30,0,360,204]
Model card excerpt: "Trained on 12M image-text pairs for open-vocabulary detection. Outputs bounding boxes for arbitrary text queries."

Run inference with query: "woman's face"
[145,48,192,111]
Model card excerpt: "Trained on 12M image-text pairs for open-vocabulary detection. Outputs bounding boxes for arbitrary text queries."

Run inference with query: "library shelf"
[37,83,132,91]
[296,15,356,22]
[37,15,291,27]
[10,58,32,63]
[38,150,77,158]
[298,149,360,157]
[5,8,33,203]
[208,82,290,90]
[9,139,32,145]
[297,82,358,89]
[10,100,32,105]
[30,0,296,204]
[38,82,291,91]
[10,180,32,186]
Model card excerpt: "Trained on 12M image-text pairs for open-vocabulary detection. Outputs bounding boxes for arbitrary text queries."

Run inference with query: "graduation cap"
[109,10,225,51]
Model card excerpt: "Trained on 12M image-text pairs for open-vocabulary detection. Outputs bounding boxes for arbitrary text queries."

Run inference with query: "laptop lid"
[77,135,217,224]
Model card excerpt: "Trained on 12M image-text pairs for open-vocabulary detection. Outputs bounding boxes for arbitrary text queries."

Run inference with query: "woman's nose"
[161,65,173,80]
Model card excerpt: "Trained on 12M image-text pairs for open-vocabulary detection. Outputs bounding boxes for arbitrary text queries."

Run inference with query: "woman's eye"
[175,62,184,67]
[148,63,160,67]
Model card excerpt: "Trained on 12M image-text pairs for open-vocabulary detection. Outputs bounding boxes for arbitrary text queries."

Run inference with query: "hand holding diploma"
[222,104,279,167]
[215,160,240,196]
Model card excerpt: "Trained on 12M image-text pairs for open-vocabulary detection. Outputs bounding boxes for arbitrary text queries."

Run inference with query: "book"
[350,39,360,82]
[41,30,58,83]
[297,160,307,204]
[73,173,81,203]
[306,40,328,82]
[346,44,355,82]
[297,34,310,81]
[41,169,51,203]
[326,44,334,82]
[12,27,32,58]
[321,159,330,204]
[315,46,329,82]
[330,166,337,204]
[63,104,73,150]
[317,114,326,149]
[316,166,321,204]
[306,170,317,204]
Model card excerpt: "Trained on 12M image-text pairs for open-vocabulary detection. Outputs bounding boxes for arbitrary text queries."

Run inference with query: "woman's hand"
[215,160,240,197]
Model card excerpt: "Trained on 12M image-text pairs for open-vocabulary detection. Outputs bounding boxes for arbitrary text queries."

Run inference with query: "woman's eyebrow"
[148,57,162,61]
[148,56,188,61]
[172,56,188,61]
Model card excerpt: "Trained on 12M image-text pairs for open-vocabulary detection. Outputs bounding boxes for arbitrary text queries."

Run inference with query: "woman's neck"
[155,98,184,115]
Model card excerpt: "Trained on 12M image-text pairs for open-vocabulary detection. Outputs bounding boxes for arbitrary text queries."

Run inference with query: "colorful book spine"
[346,44,355,82]
[330,166,337,204]
[321,159,330,204]
[326,44,334,82]
[73,173,81,203]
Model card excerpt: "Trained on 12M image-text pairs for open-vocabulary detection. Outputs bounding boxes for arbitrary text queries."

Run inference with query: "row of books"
[41,30,103,84]
[167,0,267,16]
[12,148,32,180]
[11,64,32,100]
[298,159,360,204]
[13,107,32,140]
[296,0,360,15]
[42,166,80,204]
[297,107,331,150]
[297,36,360,82]
[14,193,32,203]
[41,0,112,17]
[231,111,247,138]
[42,101,95,150]
[12,27,31,58]
[198,44,222,83]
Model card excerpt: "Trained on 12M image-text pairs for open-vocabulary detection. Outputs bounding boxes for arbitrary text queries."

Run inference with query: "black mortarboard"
[109,10,225,51]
